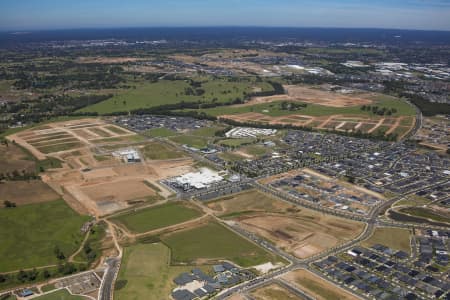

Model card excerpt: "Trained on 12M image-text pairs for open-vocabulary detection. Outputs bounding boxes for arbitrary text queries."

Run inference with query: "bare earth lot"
[250,283,301,300]
[245,84,374,108]
[80,179,156,203]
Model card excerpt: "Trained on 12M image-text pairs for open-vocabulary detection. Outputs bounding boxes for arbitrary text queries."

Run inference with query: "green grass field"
[79,78,273,114]
[33,289,87,300]
[241,145,271,157]
[362,227,411,253]
[115,243,204,300]
[144,128,177,138]
[0,200,89,272]
[188,126,225,137]
[169,135,209,149]
[161,222,282,267]
[111,202,202,233]
[141,142,185,160]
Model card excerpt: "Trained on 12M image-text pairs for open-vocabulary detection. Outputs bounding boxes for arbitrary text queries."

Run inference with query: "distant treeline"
[404,94,450,116]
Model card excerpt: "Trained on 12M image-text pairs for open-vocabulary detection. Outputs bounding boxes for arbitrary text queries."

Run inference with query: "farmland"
[0,200,89,272]
[0,143,36,174]
[161,221,282,267]
[110,202,202,234]
[79,77,274,114]
[0,180,60,206]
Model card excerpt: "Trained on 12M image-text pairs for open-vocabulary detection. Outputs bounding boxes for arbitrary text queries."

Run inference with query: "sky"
[1,0,450,31]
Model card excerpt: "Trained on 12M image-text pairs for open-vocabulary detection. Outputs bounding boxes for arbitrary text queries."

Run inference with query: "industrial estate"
[0,27,449,300]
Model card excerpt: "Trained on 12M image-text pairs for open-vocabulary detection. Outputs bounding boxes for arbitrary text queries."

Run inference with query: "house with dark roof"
[171,289,196,300]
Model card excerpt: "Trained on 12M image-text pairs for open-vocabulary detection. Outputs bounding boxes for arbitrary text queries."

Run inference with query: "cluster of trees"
[3,200,16,208]
[404,94,450,116]
[13,65,125,90]
[214,126,233,137]
[184,87,205,96]
[384,80,450,116]
[361,105,397,116]
[0,170,39,181]
[1,94,110,129]
[53,246,66,260]
[280,101,307,111]
[82,242,97,263]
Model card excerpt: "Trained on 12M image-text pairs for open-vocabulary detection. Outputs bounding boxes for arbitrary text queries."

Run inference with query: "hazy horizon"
[1,0,450,31]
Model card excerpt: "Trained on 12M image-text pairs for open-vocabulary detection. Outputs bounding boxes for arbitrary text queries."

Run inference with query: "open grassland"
[362,227,411,253]
[141,142,185,160]
[282,269,358,300]
[115,243,205,300]
[399,207,450,224]
[250,283,301,300]
[188,126,225,137]
[32,289,87,300]
[111,202,202,234]
[0,180,60,206]
[79,78,274,114]
[144,128,177,138]
[169,135,209,149]
[161,221,282,267]
[240,145,271,157]
[0,200,89,272]
[207,190,364,258]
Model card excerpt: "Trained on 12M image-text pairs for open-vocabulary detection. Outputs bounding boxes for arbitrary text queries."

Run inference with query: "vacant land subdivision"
[249,283,302,300]
[190,85,416,139]
[282,269,359,300]
[361,227,412,253]
[160,221,282,267]
[6,118,195,216]
[207,190,364,258]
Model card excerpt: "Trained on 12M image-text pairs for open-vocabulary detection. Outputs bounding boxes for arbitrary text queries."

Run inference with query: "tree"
[54,246,65,260]
[4,200,16,208]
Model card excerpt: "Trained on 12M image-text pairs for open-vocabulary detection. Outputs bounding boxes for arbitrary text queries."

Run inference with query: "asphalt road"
[99,258,121,300]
